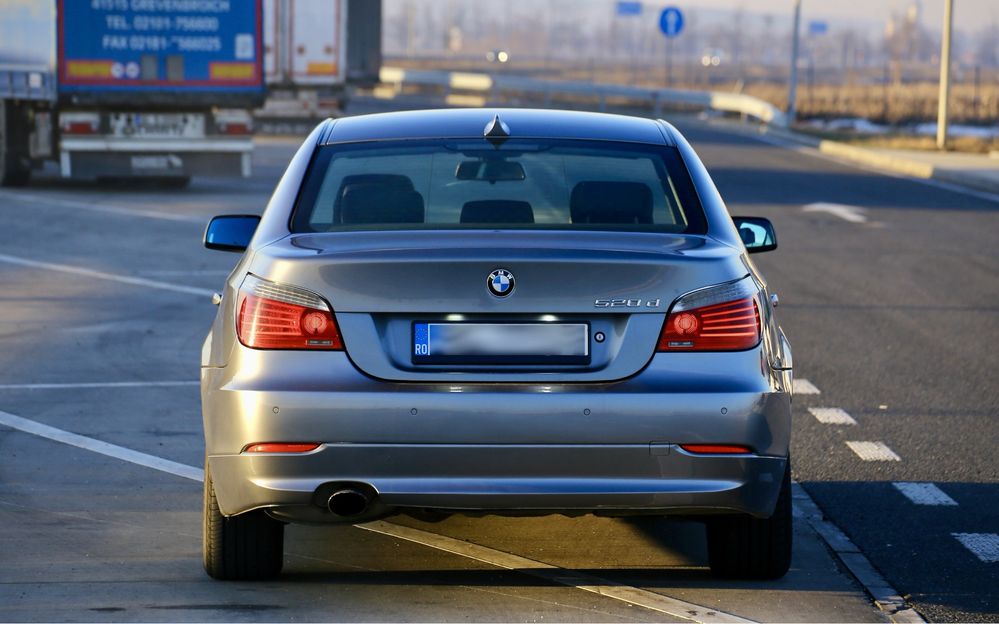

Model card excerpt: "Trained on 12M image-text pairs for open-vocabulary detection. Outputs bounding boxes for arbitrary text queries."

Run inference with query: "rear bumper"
[208,444,787,522]
[59,137,252,178]
[203,348,792,521]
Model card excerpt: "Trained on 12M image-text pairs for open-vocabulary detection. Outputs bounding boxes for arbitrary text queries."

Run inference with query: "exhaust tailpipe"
[327,488,370,517]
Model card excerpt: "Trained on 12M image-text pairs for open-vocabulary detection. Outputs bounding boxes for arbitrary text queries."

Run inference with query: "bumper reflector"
[243,443,321,454]
[680,444,753,455]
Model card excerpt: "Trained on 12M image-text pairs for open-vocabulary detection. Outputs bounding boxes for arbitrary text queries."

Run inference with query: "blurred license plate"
[413,322,589,365]
[134,113,186,136]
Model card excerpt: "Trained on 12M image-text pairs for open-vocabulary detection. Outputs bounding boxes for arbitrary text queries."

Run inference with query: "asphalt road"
[0,103,995,622]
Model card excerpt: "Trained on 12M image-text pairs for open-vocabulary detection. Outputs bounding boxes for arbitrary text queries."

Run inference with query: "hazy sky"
[681,0,994,35]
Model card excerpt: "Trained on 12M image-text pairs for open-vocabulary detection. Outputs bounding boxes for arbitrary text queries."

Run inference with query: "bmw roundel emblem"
[487,268,515,297]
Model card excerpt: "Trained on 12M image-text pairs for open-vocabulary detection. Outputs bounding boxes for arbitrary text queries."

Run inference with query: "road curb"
[699,117,999,196]
[792,483,926,624]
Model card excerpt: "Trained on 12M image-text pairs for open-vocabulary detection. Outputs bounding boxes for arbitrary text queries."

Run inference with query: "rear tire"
[706,462,792,579]
[203,457,284,580]
[0,101,32,187]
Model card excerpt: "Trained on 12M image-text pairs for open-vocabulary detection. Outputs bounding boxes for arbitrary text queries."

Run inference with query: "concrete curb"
[700,117,999,196]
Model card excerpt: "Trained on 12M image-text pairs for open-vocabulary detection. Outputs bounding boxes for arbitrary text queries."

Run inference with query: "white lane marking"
[0,381,198,390]
[359,521,753,624]
[892,483,957,506]
[952,533,999,563]
[0,409,203,482]
[845,441,901,462]
[793,378,821,395]
[802,202,868,223]
[0,408,753,623]
[0,190,205,223]
[808,407,857,425]
[0,253,215,297]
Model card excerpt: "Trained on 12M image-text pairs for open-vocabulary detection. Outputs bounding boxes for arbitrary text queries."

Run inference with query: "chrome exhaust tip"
[327,489,370,517]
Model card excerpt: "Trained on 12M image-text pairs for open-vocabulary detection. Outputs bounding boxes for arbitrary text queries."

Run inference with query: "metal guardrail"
[379,66,787,127]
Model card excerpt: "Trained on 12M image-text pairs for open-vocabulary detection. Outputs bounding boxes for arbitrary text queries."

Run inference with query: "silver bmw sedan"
[201,108,794,581]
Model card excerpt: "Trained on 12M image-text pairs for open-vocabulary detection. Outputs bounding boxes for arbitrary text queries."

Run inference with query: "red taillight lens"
[658,296,760,351]
[244,443,321,454]
[680,444,753,455]
[62,121,97,134]
[220,122,250,135]
[236,276,343,350]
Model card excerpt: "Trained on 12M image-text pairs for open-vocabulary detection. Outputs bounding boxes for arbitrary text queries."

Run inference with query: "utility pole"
[788,0,802,122]
[936,0,954,149]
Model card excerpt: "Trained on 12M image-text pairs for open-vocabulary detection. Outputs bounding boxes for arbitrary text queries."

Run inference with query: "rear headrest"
[460,200,534,224]
[340,183,425,225]
[570,181,653,225]
[334,174,417,224]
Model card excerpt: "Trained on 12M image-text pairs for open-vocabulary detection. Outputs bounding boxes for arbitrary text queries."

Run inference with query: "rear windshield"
[290,139,706,234]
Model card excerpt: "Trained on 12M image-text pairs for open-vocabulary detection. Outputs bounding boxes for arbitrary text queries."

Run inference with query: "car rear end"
[200,109,793,580]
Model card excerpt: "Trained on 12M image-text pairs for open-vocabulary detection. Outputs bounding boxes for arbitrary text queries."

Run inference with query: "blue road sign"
[659,7,684,38]
[808,20,829,35]
[617,1,643,16]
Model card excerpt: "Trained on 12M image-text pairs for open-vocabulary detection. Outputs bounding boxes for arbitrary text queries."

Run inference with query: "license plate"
[134,113,187,136]
[413,322,589,365]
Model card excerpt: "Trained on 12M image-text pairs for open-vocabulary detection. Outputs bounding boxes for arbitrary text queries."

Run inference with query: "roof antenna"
[483,114,510,146]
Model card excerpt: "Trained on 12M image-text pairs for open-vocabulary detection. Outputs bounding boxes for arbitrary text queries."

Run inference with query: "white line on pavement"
[802,202,869,223]
[808,407,857,425]
[893,483,958,506]
[952,533,999,563]
[0,407,754,623]
[0,381,199,390]
[0,409,203,482]
[0,190,206,223]
[0,253,215,298]
[846,441,901,462]
[359,521,754,624]
[793,378,821,395]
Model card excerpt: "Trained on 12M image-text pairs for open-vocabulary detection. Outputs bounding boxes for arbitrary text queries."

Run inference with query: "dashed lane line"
[892,483,958,506]
[845,441,901,462]
[793,378,821,395]
[802,202,869,223]
[0,381,199,390]
[0,253,215,298]
[952,533,999,563]
[808,407,857,425]
[0,407,755,624]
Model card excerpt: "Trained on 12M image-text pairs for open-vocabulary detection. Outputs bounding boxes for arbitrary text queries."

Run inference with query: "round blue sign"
[659,7,684,38]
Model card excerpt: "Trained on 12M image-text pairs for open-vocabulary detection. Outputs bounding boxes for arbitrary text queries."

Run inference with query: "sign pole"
[667,38,673,87]
[936,0,954,150]
[788,0,802,122]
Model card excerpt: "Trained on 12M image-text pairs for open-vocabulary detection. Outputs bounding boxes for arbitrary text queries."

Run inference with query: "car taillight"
[60,112,99,134]
[657,278,761,351]
[236,274,343,350]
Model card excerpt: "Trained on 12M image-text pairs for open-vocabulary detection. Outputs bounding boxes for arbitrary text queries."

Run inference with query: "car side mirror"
[204,215,261,252]
[732,216,777,253]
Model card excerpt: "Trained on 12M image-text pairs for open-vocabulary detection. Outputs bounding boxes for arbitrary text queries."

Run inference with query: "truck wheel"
[706,462,792,579]
[0,102,32,187]
[203,457,284,580]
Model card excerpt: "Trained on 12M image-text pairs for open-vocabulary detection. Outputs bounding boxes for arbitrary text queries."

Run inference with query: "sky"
[680,0,994,36]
